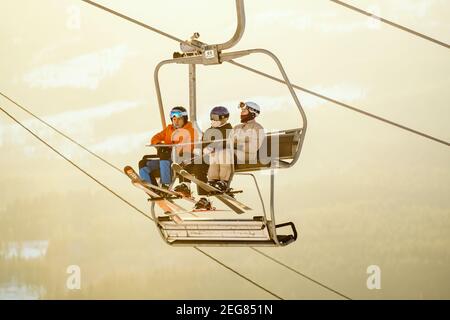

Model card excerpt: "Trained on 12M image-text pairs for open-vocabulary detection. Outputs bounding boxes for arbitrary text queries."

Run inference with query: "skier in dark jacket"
[202,106,233,191]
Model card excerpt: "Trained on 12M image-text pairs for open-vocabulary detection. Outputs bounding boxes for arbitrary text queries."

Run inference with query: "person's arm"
[230,125,239,149]
[151,128,166,145]
[201,128,210,150]
[256,124,265,150]
[245,124,265,159]
[202,128,218,155]
[222,124,233,149]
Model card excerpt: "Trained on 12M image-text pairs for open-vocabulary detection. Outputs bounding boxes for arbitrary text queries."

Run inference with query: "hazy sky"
[0,0,449,299]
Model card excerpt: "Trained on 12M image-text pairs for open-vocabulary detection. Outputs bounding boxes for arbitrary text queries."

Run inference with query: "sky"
[0,0,449,299]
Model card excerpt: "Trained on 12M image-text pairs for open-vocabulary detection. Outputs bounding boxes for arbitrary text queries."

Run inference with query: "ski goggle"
[170,110,188,119]
[238,102,249,111]
[210,114,224,121]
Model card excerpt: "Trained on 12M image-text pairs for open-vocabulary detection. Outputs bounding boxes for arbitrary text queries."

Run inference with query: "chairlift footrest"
[206,190,243,197]
[226,190,243,195]
[147,195,181,202]
[275,222,298,246]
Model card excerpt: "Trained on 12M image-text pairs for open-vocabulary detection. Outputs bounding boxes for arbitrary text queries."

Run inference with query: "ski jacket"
[231,119,265,163]
[151,121,195,155]
[202,123,233,151]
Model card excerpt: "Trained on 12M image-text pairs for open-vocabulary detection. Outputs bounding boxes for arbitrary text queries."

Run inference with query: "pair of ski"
[171,163,251,214]
[124,164,251,223]
[124,166,187,224]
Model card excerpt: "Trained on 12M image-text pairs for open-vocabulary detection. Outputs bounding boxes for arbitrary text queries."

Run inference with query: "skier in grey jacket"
[231,101,265,165]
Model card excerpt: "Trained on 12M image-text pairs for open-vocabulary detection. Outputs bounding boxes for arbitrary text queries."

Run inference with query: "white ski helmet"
[241,101,261,116]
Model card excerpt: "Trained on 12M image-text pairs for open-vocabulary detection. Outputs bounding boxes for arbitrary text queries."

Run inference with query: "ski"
[172,163,251,214]
[139,180,197,204]
[169,208,231,216]
[123,166,185,224]
[133,170,233,215]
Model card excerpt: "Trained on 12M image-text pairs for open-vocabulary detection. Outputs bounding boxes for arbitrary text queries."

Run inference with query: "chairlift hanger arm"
[216,0,246,51]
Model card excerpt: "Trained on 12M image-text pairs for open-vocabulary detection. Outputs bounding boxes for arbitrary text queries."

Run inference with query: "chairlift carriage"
[146,0,307,246]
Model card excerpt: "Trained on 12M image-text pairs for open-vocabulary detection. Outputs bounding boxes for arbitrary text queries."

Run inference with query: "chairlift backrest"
[234,127,304,172]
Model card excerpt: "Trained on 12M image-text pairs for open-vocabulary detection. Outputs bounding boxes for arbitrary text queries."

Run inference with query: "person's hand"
[203,146,213,155]
[193,148,202,156]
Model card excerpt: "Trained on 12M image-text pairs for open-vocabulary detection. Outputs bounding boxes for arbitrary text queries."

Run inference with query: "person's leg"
[139,166,152,183]
[207,164,219,182]
[219,164,232,182]
[191,162,209,195]
[174,154,208,196]
[145,160,160,185]
[179,156,213,208]
[138,157,148,170]
[179,163,192,184]
[138,157,150,182]
[182,152,205,184]
[159,160,172,185]
[182,160,210,208]
[173,158,192,197]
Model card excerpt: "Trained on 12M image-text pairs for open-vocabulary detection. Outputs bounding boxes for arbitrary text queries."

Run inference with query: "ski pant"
[207,148,233,182]
[182,161,209,196]
[208,164,232,182]
[139,159,172,185]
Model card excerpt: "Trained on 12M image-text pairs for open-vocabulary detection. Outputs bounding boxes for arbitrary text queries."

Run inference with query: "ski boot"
[153,183,169,197]
[194,197,213,211]
[215,180,229,192]
[208,180,218,189]
[174,182,191,198]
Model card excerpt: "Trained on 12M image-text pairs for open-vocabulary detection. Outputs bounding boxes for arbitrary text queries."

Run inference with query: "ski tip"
[123,165,134,174]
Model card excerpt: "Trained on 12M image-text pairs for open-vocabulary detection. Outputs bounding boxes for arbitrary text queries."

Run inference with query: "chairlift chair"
[148,0,307,246]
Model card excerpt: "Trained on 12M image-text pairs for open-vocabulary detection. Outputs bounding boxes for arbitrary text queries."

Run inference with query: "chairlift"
[148,0,307,246]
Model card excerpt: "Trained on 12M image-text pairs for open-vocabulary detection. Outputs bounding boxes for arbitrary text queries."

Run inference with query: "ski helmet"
[210,106,229,121]
[239,101,261,116]
[170,106,188,123]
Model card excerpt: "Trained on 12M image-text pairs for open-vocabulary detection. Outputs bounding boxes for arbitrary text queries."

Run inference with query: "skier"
[138,106,194,189]
[203,106,234,191]
[231,101,265,165]
[178,102,264,210]
[174,106,233,210]
[183,106,233,210]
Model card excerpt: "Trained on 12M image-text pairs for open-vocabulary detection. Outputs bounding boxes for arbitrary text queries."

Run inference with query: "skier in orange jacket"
[139,106,195,188]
